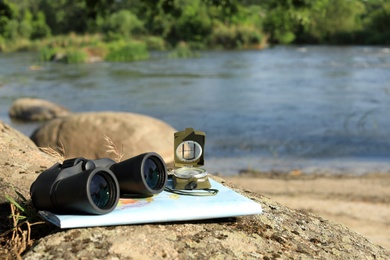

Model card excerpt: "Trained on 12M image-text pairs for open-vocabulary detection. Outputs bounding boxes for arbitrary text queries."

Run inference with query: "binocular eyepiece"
[30,152,167,215]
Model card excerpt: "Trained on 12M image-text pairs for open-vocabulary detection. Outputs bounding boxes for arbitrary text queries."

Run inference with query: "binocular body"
[30,152,167,215]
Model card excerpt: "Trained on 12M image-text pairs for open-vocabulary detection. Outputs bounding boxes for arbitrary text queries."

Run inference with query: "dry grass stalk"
[0,203,45,259]
[103,135,124,162]
[39,141,65,162]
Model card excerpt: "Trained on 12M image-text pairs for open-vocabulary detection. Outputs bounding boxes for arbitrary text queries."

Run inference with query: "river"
[1,46,390,175]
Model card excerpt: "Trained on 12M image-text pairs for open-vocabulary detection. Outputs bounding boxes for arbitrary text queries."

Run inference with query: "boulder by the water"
[30,111,176,164]
[0,120,57,203]
[0,121,389,259]
[9,98,70,121]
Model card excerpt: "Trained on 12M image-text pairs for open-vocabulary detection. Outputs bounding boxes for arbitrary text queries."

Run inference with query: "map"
[39,178,263,228]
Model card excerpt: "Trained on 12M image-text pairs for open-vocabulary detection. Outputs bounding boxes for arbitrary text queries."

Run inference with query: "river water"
[1,46,390,175]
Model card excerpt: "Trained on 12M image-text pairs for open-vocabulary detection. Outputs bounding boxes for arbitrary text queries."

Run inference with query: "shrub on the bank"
[39,46,58,61]
[210,23,263,49]
[39,40,150,63]
[64,49,88,64]
[100,10,144,41]
[142,36,166,51]
[105,41,149,62]
[168,42,200,58]
[364,3,390,44]
[43,34,102,49]
[39,47,87,63]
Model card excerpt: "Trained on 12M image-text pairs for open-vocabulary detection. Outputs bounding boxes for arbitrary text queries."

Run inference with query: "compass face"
[176,140,203,163]
[173,167,207,179]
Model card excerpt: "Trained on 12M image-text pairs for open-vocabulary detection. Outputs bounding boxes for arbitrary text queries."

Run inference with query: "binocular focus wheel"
[62,158,96,171]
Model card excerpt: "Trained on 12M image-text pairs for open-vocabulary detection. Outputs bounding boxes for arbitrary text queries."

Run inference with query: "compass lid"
[174,128,205,167]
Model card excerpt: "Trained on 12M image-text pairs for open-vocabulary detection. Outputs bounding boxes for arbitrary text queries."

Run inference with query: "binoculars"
[30,152,167,215]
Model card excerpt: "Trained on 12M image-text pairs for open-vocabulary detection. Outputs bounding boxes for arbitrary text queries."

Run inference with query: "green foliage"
[42,33,102,49]
[364,2,390,44]
[1,0,390,54]
[210,23,263,49]
[38,46,88,63]
[38,46,57,61]
[307,0,366,43]
[64,48,88,64]
[168,41,200,58]
[99,10,144,41]
[31,12,51,39]
[262,1,308,44]
[203,0,240,23]
[0,0,51,42]
[40,0,89,35]
[142,35,167,51]
[105,41,149,62]
[173,1,212,43]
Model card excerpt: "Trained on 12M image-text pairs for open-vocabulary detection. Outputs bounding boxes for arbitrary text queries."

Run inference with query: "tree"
[39,0,89,34]
[306,0,365,43]
[99,10,144,41]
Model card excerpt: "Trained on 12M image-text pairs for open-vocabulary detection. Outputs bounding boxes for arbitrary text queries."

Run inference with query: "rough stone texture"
[23,177,390,259]
[1,121,389,259]
[0,120,58,203]
[30,111,176,164]
[8,98,70,121]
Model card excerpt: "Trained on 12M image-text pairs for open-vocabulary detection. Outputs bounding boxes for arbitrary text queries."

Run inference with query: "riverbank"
[225,171,390,249]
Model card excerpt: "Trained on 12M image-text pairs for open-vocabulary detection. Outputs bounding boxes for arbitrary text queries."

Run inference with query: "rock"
[23,177,390,259]
[0,122,389,259]
[0,120,57,203]
[9,98,70,121]
[30,111,176,164]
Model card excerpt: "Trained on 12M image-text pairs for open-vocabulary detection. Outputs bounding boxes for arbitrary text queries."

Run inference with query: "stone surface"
[8,98,70,121]
[30,111,176,164]
[23,177,390,259]
[1,121,389,259]
[0,120,58,203]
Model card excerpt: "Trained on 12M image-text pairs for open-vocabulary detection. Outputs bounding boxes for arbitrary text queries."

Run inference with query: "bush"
[209,23,263,49]
[64,49,88,64]
[236,25,263,47]
[105,41,149,62]
[142,36,166,51]
[43,34,102,49]
[173,2,212,43]
[39,46,58,61]
[0,36,5,52]
[31,12,51,39]
[39,47,87,64]
[210,24,237,49]
[364,3,390,44]
[100,10,144,41]
[168,42,200,58]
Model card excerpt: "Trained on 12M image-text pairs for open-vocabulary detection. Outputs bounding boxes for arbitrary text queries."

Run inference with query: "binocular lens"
[144,158,162,190]
[90,172,114,209]
[110,152,167,196]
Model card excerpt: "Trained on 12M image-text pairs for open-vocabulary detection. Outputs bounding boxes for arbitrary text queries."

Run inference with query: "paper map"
[39,179,262,228]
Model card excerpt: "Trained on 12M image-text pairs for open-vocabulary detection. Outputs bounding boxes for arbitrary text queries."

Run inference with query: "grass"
[103,135,124,162]
[168,42,200,59]
[38,39,150,64]
[105,40,149,62]
[0,193,52,259]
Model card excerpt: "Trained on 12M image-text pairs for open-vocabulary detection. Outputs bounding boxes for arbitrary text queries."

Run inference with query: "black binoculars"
[30,152,167,215]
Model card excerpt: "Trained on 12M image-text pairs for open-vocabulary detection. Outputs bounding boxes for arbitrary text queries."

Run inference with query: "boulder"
[9,98,70,121]
[0,121,389,259]
[0,120,57,203]
[30,111,176,164]
[23,176,390,259]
